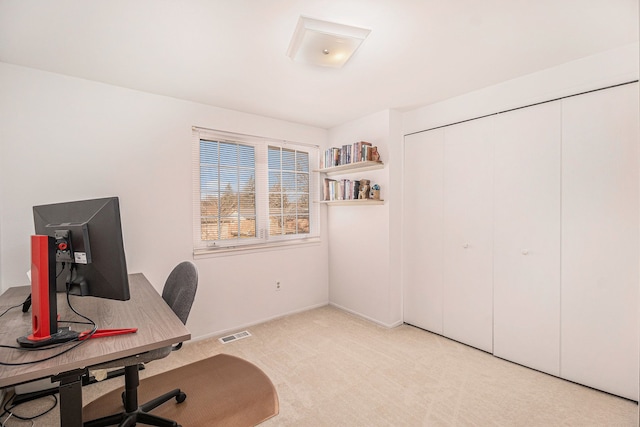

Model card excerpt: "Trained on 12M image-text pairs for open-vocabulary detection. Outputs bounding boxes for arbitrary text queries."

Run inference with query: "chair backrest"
[162,261,198,325]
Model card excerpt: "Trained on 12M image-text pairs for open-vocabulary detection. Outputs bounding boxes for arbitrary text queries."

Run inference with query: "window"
[268,146,310,237]
[193,128,319,253]
[200,140,256,241]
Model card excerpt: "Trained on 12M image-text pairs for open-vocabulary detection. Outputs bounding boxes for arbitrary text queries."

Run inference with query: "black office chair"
[84,261,198,427]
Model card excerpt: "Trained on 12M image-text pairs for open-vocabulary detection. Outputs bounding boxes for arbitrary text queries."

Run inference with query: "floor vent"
[219,330,252,344]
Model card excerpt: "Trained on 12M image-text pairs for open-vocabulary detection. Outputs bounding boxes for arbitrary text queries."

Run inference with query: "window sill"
[193,237,321,259]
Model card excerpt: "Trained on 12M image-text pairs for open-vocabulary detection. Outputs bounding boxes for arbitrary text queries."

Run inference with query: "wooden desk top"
[0,273,191,388]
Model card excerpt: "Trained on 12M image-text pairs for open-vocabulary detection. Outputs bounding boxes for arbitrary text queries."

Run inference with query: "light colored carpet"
[82,354,278,426]
[1,305,638,426]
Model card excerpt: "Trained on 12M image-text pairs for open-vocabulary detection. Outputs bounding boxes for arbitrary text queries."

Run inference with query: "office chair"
[84,261,198,427]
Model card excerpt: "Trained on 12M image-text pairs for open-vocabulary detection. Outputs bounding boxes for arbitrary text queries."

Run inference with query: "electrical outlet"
[275,281,281,291]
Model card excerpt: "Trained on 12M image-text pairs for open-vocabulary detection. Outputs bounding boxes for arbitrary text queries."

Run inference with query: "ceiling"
[0,0,637,129]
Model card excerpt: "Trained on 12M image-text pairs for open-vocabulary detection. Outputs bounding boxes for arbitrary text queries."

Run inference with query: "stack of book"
[322,141,379,168]
[323,178,361,201]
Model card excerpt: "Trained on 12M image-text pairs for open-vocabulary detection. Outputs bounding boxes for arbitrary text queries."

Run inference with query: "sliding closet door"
[403,130,444,334]
[442,119,494,352]
[493,102,562,376]
[561,83,639,400]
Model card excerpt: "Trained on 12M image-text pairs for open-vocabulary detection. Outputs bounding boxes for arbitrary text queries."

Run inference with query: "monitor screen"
[32,197,130,301]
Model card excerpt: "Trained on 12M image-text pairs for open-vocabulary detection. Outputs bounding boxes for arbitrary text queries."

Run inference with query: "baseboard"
[328,302,403,328]
[192,301,329,343]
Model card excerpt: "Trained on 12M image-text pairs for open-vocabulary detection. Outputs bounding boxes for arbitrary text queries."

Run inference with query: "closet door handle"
[463,243,469,249]
[521,249,530,255]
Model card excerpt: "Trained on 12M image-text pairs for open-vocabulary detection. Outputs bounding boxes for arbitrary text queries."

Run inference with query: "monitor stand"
[17,235,79,348]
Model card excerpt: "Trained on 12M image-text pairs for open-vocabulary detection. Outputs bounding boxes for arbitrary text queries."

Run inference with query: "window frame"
[192,127,320,255]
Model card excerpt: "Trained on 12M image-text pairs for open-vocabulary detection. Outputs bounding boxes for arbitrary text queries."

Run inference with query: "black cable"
[63,284,96,332]
[0,343,72,352]
[0,263,95,421]
[58,320,94,325]
[0,302,23,318]
[57,263,95,326]
[1,389,58,422]
[0,283,98,366]
[1,262,67,319]
[0,337,91,367]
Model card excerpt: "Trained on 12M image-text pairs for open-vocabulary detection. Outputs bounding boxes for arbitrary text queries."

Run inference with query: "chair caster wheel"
[176,392,187,403]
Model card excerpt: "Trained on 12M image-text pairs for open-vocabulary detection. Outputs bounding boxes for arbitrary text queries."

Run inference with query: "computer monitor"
[18,197,130,347]
[33,197,130,300]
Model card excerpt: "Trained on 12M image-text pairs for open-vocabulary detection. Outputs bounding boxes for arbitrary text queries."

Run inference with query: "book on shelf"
[322,141,379,169]
[323,178,363,201]
[336,179,343,201]
[323,177,334,201]
[355,141,372,162]
[351,180,360,200]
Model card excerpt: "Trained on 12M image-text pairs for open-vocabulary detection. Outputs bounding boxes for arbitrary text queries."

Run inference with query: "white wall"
[403,43,639,134]
[2,42,636,339]
[0,62,329,339]
[325,110,402,327]
[325,44,639,331]
[325,43,639,330]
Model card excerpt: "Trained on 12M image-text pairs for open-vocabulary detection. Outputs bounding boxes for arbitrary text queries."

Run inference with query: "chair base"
[84,365,186,427]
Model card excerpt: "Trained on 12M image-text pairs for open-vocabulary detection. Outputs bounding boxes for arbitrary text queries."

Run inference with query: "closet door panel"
[442,118,494,352]
[493,101,562,375]
[561,83,639,400]
[402,130,444,333]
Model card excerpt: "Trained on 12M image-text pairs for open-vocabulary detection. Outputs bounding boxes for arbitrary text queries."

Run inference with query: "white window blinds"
[192,127,319,253]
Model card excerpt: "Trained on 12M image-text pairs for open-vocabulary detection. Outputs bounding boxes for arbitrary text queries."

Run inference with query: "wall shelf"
[318,199,384,206]
[316,161,384,176]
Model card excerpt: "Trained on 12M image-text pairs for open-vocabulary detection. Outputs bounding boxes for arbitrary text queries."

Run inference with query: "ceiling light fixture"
[286,16,371,68]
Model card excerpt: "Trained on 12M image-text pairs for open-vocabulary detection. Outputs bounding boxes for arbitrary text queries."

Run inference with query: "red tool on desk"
[78,328,138,340]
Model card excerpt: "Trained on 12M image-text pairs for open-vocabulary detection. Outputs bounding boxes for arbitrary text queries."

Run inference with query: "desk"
[0,273,191,427]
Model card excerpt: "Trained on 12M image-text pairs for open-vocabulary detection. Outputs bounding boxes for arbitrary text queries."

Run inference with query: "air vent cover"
[218,330,251,344]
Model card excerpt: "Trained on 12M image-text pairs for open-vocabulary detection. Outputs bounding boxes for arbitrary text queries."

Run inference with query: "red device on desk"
[17,235,80,347]
[78,328,138,340]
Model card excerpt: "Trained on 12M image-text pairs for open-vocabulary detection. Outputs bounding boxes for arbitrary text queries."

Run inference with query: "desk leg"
[52,368,87,427]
